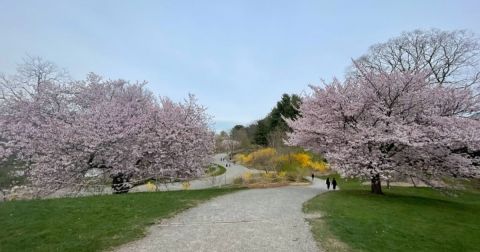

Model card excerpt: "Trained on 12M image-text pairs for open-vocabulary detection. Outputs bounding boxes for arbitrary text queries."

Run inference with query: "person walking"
[311,173,315,181]
[326,177,330,189]
[332,178,337,190]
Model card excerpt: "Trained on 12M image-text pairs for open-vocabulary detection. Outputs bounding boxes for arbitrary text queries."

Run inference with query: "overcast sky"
[1,0,479,131]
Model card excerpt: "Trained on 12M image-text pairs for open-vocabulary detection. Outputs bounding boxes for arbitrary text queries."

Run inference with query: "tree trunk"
[371,174,383,194]
[409,175,417,188]
[111,173,132,194]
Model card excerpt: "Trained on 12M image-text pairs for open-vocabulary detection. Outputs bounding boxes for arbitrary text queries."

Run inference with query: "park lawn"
[207,164,227,177]
[304,177,480,252]
[0,188,238,252]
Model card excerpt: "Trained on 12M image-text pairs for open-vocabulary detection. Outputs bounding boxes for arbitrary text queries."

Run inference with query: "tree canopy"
[289,29,480,193]
[229,93,301,148]
[0,57,214,194]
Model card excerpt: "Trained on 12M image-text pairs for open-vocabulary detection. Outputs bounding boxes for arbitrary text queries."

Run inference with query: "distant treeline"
[217,93,301,150]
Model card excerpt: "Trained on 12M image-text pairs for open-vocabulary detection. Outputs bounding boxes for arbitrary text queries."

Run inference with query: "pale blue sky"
[1,0,479,131]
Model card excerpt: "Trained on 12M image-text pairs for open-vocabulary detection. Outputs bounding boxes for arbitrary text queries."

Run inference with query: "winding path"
[116,155,327,252]
[131,153,260,192]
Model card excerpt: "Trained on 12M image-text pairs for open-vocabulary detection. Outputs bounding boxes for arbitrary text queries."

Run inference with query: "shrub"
[181,181,191,190]
[145,181,157,192]
[235,147,329,180]
[242,171,253,182]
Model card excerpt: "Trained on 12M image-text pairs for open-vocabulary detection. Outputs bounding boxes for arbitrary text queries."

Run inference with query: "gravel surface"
[131,153,261,192]
[116,175,327,252]
[47,154,258,198]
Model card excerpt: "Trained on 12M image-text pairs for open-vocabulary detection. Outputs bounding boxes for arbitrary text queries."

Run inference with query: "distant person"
[326,177,330,189]
[311,173,315,181]
[332,178,337,190]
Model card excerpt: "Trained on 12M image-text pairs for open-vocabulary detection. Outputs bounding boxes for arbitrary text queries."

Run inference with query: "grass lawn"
[304,177,480,252]
[0,188,238,252]
[207,164,227,177]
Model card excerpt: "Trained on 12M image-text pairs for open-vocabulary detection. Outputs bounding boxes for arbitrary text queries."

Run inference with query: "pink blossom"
[1,59,214,194]
[287,66,480,185]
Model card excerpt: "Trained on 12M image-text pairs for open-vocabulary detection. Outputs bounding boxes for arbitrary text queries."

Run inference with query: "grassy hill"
[304,177,480,252]
[0,188,238,252]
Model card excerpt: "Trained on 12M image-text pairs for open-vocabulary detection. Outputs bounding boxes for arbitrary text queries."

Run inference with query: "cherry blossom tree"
[287,66,480,194]
[0,57,214,195]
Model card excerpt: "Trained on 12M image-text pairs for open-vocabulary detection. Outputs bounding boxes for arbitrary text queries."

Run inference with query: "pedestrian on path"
[326,177,330,189]
[311,173,315,181]
[332,178,337,190]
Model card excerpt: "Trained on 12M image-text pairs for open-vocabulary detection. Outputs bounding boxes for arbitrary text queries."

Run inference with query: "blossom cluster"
[287,66,480,183]
[0,60,213,194]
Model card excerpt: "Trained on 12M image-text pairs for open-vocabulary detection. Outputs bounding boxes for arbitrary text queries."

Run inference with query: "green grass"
[0,188,238,252]
[207,164,227,177]
[304,177,480,252]
[0,158,26,189]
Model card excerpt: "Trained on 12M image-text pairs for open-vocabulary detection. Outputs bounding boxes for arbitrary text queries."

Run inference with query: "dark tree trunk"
[409,175,417,188]
[371,174,383,194]
[111,172,132,194]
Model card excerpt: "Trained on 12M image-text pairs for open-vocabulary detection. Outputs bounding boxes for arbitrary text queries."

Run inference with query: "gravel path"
[47,154,257,198]
[116,174,327,251]
[131,153,261,192]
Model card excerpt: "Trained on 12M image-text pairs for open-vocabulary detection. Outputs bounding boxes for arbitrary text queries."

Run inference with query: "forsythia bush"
[242,171,253,182]
[234,153,252,164]
[309,161,328,172]
[181,181,191,190]
[146,181,157,192]
[291,153,311,167]
[236,171,287,185]
[275,153,328,172]
[235,148,276,167]
[235,148,328,173]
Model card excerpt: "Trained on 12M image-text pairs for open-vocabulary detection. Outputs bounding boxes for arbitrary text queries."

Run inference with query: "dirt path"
[116,175,327,251]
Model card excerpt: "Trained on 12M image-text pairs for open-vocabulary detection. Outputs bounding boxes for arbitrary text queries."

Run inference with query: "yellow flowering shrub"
[242,171,253,182]
[181,181,191,190]
[253,147,276,158]
[146,181,157,192]
[236,148,276,168]
[234,153,252,164]
[309,161,328,172]
[275,154,289,163]
[235,148,329,182]
[261,172,276,180]
[291,153,312,167]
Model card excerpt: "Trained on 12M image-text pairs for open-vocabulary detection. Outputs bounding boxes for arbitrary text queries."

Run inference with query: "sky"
[1,0,479,132]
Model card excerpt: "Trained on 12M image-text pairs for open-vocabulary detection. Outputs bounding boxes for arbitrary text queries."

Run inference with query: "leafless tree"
[0,55,70,102]
[352,29,480,89]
